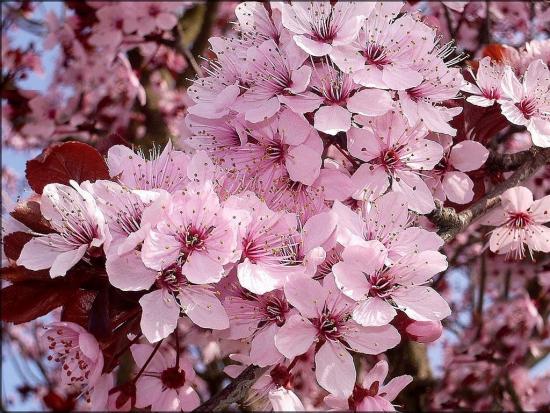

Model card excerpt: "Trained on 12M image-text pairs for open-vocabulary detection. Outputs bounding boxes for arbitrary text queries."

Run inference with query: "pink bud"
[405,320,443,343]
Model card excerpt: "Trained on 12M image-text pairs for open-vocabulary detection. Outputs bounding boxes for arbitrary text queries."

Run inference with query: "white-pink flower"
[274,275,401,398]
[18,181,106,277]
[426,135,489,204]
[42,322,104,391]
[324,360,412,411]
[462,56,505,107]
[348,111,443,213]
[281,1,372,57]
[482,186,550,259]
[499,59,550,147]
[333,243,450,327]
[130,343,200,411]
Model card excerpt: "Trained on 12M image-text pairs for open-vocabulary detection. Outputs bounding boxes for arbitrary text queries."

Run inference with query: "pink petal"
[391,250,448,285]
[347,126,383,161]
[284,276,327,318]
[442,171,475,204]
[278,109,312,145]
[381,375,413,402]
[529,195,550,223]
[50,244,88,278]
[501,186,533,213]
[390,227,444,258]
[178,386,201,411]
[289,65,312,94]
[183,252,225,284]
[237,258,284,295]
[315,168,354,201]
[268,388,305,411]
[293,35,332,56]
[345,324,401,354]
[131,343,167,372]
[141,231,181,271]
[392,286,451,321]
[449,141,489,172]
[286,144,321,185]
[274,314,316,358]
[392,170,435,214]
[362,360,389,389]
[278,92,323,114]
[353,66,385,88]
[152,388,180,411]
[314,105,352,135]
[139,290,180,343]
[249,324,284,367]
[106,251,156,291]
[333,261,370,301]
[341,242,387,272]
[525,225,550,253]
[245,96,281,123]
[382,65,423,90]
[351,164,390,201]
[178,287,229,330]
[352,297,397,327]
[303,210,338,252]
[135,376,163,408]
[315,341,355,398]
[347,89,393,116]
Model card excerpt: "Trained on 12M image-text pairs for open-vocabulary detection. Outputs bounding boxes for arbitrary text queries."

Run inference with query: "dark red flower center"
[160,367,186,389]
[507,211,532,228]
[348,381,383,410]
[270,364,293,389]
[516,98,536,119]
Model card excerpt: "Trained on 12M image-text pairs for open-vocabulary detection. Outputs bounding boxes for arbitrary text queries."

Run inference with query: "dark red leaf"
[96,133,131,156]
[25,141,110,194]
[61,289,98,328]
[3,232,33,261]
[10,197,54,234]
[88,287,113,341]
[0,266,50,282]
[0,281,74,324]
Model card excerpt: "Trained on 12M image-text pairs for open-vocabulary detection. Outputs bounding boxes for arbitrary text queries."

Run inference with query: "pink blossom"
[481,186,550,259]
[275,275,400,397]
[122,3,185,37]
[281,2,371,57]
[107,142,191,192]
[18,181,106,278]
[237,39,312,122]
[130,343,200,411]
[224,286,289,367]
[310,62,393,135]
[462,57,505,107]
[331,3,433,90]
[332,192,444,262]
[333,243,450,326]
[324,360,412,411]
[348,111,443,213]
[425,135,489,204]
[224,191,299,295]
[499,59,550,147]
[236,1,283,44]
[42,322,104,391]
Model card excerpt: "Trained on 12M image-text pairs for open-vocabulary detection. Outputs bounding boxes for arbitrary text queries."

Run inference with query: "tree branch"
[430,147,550,242]
[193,365,268,412]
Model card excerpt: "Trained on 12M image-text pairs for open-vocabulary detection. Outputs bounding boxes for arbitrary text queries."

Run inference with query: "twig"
[193,365,268,412]
[429,147,550,242]
[504,375,524,412]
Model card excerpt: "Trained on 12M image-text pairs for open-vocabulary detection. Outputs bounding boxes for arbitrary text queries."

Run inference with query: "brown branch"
[193,365,268,412]
[430,146,550,242]
[486,148,533,172]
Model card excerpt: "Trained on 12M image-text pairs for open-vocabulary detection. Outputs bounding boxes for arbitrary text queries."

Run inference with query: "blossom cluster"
[2,1,550,412]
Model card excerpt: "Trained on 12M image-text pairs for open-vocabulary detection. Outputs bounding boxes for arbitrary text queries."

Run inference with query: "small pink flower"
[499,59,550,147]
[348,111,443,214]
[130,343,200,411]
[18,181,106,278]
[333,243,450,326]
[426,135,489,204]
[462,56,505,107]
[107,141,191,193]
[42,322,104,391]
[275,275,400,397]
[281,1,371,57]
[324,360,412,411]
[482,186,550,259]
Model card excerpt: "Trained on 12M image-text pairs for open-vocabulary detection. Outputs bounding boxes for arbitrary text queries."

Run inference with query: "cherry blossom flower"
[224,286,290,367]
[281,2,372,57]
[331,3,433,90]
[130,343,200,411]
[481,186,550,259]
[333,243,450,327]
[275,275,400,397]
[310,62,393,135]
[18,181,106,278]
[462,56,505,107]
[324,360,412,411]
[106,142,190,193]
[332,192,444,262]
[348,111,443,213]
[426,135,489,204]
[499,59,550,147]
[236,1,283,45]
[42,322,104,393]
[224,191,299,295]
